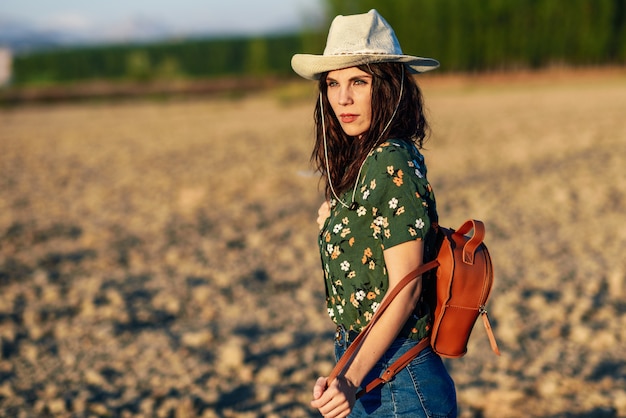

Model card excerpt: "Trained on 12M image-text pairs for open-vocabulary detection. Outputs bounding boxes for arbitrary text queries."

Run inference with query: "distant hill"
[0,14,304,55]
[0,16,83,53]
[0,15,197,54]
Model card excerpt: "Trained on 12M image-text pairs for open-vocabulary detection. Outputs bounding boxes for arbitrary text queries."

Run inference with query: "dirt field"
[1,67,625,417]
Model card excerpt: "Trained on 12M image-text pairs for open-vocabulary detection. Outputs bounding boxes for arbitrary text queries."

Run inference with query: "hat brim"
[291,53,440,80]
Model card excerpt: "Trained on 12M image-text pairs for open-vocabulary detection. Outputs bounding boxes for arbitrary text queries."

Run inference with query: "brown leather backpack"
[428,219,500,358]
[328,219,500,398]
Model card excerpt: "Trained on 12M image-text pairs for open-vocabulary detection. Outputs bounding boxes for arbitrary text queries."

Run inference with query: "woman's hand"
[317,201,331,230]
[311,375,357,418]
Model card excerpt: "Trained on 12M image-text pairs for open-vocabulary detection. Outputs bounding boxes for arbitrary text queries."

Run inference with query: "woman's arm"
[311,238,424,418]
[343,239,424,384]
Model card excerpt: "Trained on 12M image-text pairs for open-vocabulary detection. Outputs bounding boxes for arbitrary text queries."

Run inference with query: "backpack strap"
[455,219,485,264]
[358,337,431,398]
[326,259,440,398]
[481,307,501,355]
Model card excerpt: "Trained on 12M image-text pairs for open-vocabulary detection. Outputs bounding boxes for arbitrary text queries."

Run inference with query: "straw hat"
[291,9,439,80]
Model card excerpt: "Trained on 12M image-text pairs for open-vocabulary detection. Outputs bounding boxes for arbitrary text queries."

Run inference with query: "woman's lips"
[339,114,358,123]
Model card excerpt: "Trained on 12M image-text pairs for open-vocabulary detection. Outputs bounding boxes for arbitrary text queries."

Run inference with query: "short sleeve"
[359,141,435,249]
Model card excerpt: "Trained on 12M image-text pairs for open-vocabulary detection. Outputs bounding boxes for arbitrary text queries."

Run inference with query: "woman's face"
[326,67,373,139]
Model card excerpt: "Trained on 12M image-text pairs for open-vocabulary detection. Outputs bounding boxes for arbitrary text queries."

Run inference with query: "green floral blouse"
[318,138,439,341]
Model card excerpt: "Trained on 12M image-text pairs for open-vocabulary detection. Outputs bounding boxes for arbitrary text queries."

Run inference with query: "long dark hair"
[312,62,430,199]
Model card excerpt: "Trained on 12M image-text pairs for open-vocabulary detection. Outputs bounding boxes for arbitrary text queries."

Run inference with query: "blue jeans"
[334,333,457,417]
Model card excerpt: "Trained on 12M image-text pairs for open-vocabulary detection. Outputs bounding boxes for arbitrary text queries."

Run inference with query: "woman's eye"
[327,81,338,88]
[354,79,367,85]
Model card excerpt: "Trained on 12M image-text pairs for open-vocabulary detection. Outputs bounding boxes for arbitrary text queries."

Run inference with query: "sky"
[0,0,325,42]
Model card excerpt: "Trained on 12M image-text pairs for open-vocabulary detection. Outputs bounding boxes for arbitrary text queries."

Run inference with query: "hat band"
[325,51,402,56]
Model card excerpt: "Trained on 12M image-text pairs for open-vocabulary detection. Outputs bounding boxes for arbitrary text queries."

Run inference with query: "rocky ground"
[0,67,625,417]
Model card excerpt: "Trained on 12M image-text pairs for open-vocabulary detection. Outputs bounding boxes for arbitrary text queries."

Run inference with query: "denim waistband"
[335,324,360,348]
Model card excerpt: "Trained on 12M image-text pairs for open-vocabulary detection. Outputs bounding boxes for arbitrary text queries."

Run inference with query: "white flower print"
[415,218,425,229]
[387,166,395,175]
[372,302,380,313]
[336,305,344,314]
[357,206,367,217]
[340,260,350,271]
[328,308,334,317]
[327,244,334,254]
[356,290,366,301]
[374,216,385,226]
[363,189,370,200]
[389,197,398,209]
[333,223,343,233]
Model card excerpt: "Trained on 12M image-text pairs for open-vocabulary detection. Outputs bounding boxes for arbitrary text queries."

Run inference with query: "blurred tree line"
[11,0,626,86]
[330,0,626,71]
[10,35,310,85]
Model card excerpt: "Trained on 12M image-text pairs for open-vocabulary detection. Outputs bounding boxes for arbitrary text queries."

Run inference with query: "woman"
[291,10,457,418]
